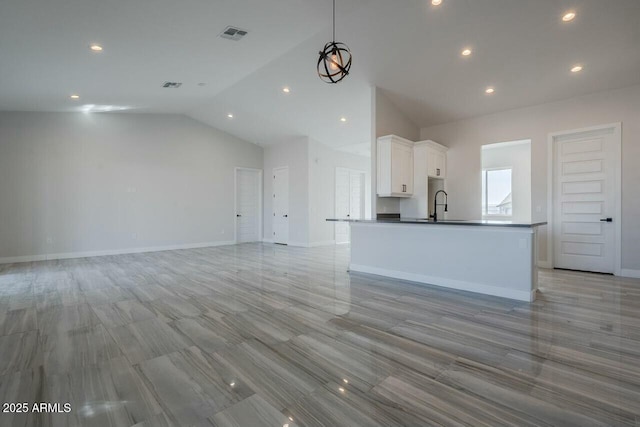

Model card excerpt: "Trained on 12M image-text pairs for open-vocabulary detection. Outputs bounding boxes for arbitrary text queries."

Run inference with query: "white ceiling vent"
[162,82,182,88]
[219,26,249,41]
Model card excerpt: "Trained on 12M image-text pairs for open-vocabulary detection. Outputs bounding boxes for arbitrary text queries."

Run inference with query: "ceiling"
[1,0,639,150]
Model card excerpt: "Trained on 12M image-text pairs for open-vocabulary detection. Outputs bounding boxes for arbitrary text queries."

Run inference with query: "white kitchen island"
[328,218,546,302]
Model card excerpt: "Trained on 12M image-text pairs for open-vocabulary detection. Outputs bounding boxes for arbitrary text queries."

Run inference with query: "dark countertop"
[326,218,547,228]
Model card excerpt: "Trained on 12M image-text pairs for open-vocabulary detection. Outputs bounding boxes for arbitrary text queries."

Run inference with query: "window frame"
[482,167,513,218]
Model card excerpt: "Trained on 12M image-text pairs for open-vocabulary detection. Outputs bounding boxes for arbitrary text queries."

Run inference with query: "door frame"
[272,166,289,245]
[546,122,622,275]
[234,167,263,244]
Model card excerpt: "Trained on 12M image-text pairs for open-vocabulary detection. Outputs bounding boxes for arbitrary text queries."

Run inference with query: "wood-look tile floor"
[0,243,639,426]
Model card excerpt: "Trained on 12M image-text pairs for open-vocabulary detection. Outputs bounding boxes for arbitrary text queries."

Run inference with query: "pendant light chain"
[317,0,352,84]
[333,0,336,42]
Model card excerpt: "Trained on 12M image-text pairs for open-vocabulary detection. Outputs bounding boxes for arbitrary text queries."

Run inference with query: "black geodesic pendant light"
[317,0,352,84]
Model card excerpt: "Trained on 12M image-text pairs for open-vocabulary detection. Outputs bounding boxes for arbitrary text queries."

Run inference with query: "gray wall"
[420,84,640,271]
[263,137,371,247]
[481,141,532,223]
[373,88,421,215]
[0,112,263,261]
[308,139,371,245]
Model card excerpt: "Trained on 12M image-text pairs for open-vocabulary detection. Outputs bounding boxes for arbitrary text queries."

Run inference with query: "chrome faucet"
[430,190,448,222]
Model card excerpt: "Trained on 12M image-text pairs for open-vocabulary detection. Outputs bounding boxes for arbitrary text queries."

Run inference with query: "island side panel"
[349,222,537,302]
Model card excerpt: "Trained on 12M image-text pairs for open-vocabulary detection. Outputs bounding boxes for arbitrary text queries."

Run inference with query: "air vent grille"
[162,82,182,88]
[219,26,249,41]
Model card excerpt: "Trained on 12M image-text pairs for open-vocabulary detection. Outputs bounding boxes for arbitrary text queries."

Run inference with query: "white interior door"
[552,124,621,273]
[335,168,365,244]
[349,172,364,219]
[335,168,350,244]
[272,167,289,245]
[235,168,261,243]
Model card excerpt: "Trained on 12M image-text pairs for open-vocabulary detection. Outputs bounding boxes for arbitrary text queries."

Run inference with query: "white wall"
[263,137,371,247]
[308,139,371,245]
[373,87,421,215]
[262,138,309,246]
[420,84,640,271]
[0,112,263,262]
[481,141,532,223]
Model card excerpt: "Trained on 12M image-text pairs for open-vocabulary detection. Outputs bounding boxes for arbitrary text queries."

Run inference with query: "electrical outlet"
[220,229,225,235]
[132,232,138,240]
[536,205,542,213]
[46,237,53,244]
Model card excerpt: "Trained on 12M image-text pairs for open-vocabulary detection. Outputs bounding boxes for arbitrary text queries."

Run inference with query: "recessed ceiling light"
[282,87,291,93]
[89,44,103,52]
[461,48,472,56]
[571,65,583,73]
[562,11,576,22]
[227,113,234,119]
[485,87,495,94]
[431,0,442,5]
[70,94,80,99]
[340,117,347,122]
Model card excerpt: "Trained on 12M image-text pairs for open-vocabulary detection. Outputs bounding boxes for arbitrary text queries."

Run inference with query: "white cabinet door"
[401,146,414,194]
[426,148,436,178]
[391,142,413,195]
[434,151,446,179]
[427,148,446,179]
[390,142,406,194]
[377,136,414,197]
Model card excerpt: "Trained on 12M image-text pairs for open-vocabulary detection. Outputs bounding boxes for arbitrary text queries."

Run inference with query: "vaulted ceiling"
[1,0,639,150]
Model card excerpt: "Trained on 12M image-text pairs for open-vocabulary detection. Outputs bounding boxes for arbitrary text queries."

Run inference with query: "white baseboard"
[0,240,236,265]
[287,241,309,248]
[350,263,536,302]
[260,239,335,248]
[309,240,336,247]
[620,269,640,279]
[537,260,552,269]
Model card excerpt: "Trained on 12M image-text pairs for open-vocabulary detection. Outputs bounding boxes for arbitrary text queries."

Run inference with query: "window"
[482,168,512,216]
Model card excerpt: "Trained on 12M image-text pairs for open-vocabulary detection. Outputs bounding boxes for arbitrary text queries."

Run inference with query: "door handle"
[283,214,288,218]
[436,168,440,176]
[600,218,613,222]
[236,214,242,217]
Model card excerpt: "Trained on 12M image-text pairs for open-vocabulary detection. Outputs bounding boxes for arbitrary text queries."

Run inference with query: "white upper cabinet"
[418,140,448,179]
[377,135,414,197]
